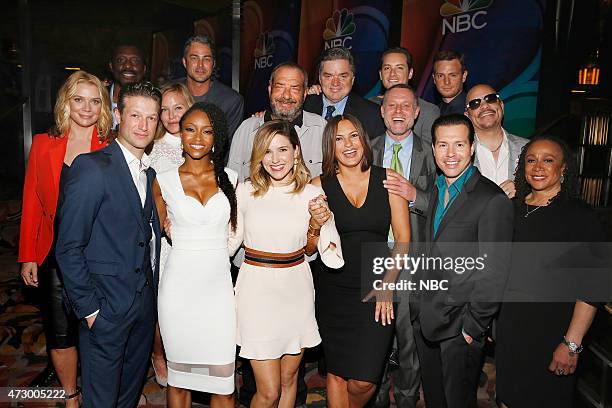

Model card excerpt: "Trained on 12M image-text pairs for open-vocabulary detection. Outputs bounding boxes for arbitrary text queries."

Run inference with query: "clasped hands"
[308,194,331,228]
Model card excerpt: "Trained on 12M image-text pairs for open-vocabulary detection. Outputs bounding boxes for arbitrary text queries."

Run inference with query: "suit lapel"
[48,137,68,193]
[108,142,146,232]
[434,171,479,240]
[408,135,425,184]
[372,135,385,166]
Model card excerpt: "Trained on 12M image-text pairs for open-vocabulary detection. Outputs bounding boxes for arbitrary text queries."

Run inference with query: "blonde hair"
[249,120,311,197]
[51,71,112,142]
[155,82,195,140]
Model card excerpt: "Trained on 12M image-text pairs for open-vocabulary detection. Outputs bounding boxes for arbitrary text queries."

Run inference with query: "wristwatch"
[562,336,583,354]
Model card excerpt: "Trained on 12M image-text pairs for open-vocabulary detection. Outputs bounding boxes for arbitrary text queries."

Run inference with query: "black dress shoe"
[29,364,58,387]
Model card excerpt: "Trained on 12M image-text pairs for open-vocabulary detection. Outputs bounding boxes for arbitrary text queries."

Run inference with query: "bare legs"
[49,347,79,407]
[151,323,168,385]
[167,386,234,408]
[250,350,304,408]
[326,372,376,408]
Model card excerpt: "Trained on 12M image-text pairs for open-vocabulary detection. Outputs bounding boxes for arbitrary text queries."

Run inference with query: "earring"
[294,158,298,170]
[560,174,565,184]
[212,145,215,153]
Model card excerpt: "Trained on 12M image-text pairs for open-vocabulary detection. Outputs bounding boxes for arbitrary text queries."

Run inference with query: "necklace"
[524,193,560,218]
[524,203,543,218]
[488,139,503,153]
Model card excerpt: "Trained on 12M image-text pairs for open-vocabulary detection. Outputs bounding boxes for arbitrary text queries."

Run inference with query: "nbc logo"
[440,0,493,34]
[254,32,275,69]
[323,8,356,50]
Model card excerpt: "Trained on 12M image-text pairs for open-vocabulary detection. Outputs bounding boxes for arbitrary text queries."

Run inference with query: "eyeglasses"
[466,93,500,111]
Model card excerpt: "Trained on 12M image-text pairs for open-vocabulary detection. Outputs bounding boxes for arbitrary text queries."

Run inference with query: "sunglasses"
[466,93,501,111]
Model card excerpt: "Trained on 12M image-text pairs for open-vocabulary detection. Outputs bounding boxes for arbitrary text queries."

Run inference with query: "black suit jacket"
[303,92,385,139]
[410,168,513,342]
[371,133,436,245]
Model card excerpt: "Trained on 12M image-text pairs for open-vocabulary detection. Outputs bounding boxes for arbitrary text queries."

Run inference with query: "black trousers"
[79,285,156,408]
[414,324,485,408]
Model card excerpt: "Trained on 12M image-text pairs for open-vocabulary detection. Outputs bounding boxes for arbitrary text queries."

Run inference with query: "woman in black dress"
[311,115,410,407]
[496,135,605,408]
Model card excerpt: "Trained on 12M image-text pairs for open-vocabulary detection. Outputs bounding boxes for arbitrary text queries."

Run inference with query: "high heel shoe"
[151,356,167,387]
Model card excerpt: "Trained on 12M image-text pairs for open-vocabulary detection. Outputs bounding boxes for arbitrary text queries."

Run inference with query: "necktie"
[388,143,403,242]
[325,105,336,120]
[390,143,403,175]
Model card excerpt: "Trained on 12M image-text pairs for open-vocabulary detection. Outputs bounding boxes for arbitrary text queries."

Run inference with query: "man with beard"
[228,62,326,182]
[109,44,147,127]
[465,84,527,198]
[182,35,244,151]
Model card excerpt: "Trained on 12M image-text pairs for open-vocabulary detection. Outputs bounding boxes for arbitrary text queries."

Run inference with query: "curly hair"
[179,102,237,231]
[50,70,112,142]
[514,135,580,202]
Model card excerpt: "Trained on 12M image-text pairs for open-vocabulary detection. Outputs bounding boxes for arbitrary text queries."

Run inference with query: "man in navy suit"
[56,82,162,408]
[302,46,385,138]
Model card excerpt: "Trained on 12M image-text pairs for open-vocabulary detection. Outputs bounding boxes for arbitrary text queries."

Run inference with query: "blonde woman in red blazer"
[18,70,111,407]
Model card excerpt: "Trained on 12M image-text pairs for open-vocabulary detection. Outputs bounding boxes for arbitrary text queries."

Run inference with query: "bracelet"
[307,224,321,238]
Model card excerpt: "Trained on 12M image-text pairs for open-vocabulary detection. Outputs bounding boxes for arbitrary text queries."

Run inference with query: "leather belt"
[244,247,305,268]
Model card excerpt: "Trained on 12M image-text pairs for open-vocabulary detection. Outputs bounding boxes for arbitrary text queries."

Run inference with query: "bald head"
[465,84,504,132]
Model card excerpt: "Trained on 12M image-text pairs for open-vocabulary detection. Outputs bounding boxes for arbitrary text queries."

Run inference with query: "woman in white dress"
[228,120,344,408]
[153,102,237,408]
[148,82,193,385]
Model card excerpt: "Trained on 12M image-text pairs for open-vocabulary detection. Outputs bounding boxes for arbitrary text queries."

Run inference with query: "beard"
[270,98,302,121]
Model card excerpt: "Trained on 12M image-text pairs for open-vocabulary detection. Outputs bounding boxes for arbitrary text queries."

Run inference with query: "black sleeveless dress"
[316,165,394,383]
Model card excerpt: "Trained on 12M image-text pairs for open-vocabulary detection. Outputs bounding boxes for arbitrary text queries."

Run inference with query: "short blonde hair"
[155,82,195,139]
[249,120,311,197]
[51,71,112,142]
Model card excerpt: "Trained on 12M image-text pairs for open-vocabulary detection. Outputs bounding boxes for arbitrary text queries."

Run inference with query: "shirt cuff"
[85,310,99,319]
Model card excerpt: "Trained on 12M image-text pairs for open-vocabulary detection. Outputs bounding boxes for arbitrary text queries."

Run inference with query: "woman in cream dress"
[229,120,343,408]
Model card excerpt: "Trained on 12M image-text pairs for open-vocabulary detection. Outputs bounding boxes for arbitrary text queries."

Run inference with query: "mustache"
[479,109,496,117]
[274,97,298,104]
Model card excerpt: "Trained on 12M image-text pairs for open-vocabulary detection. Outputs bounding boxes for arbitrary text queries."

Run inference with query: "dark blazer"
[55,141,162,320]
[371,132,436,245]
[18,131,107,265]
[411,168,513,342]
[303,91,385,138]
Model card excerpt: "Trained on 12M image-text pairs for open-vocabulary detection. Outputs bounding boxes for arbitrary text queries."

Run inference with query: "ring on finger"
[557,369,565,375]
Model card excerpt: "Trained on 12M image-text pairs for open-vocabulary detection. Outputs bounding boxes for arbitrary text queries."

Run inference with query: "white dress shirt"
[475,129,510,185]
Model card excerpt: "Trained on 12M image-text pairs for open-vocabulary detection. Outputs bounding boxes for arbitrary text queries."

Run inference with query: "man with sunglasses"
[465,84,527,198]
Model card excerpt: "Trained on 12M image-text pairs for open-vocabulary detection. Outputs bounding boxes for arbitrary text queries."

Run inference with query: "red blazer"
[18,130,107,265]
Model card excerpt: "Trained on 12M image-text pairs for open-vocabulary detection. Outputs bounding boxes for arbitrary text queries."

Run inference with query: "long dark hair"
[179,102,237,231]
[514,135,580,202]
[321,114,373,179]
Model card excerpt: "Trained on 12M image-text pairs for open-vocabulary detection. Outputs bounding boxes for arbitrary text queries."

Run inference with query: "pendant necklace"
[524,204,543,218]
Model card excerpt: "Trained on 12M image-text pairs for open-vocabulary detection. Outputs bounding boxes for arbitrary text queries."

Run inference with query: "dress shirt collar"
[116,139,151,172]
[322,94,349,116]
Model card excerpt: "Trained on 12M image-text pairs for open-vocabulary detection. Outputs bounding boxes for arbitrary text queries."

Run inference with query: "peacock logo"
[254,32,275,69]
[254,32,275,57]
[440,0,493,17]
[323,8,356,49]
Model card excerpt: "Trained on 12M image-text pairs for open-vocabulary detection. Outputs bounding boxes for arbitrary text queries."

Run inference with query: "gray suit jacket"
[370,96,440,144]
[473,129,528,181]
[371,132,436,245]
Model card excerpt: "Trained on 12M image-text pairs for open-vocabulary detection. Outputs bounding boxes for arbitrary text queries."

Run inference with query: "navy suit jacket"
[56,141,162,321]
[303,91,385,139]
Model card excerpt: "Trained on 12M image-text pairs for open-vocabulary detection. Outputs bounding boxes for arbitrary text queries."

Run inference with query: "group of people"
[18,34,605,408]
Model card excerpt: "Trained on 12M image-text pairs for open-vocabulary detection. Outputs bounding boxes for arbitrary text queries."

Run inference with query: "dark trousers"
[78,286,156,408]
[414,325,485,408]
[374,294,420,408]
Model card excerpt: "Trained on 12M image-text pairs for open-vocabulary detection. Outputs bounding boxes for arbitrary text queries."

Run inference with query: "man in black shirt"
[432,50,468,116]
